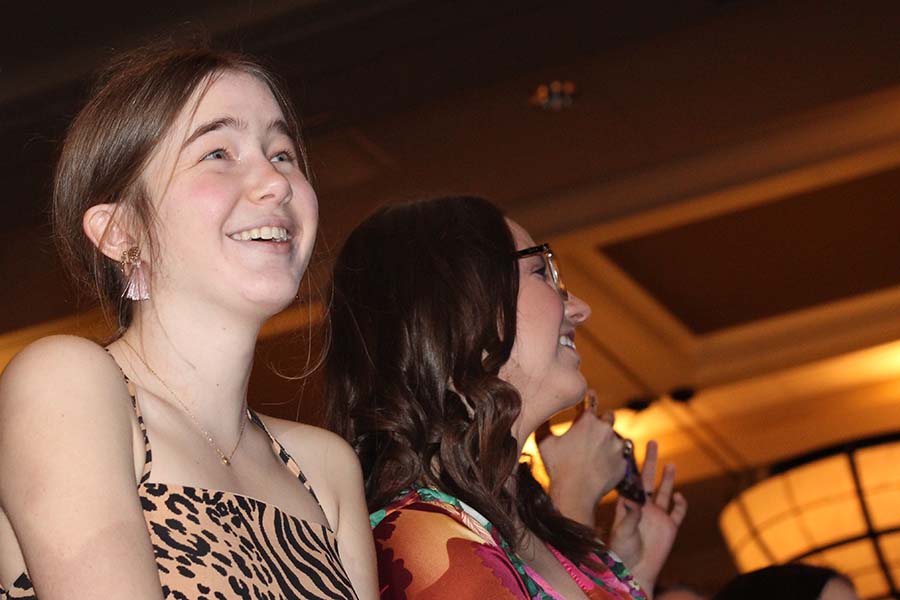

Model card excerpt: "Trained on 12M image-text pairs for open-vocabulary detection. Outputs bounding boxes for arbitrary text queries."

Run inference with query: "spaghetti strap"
[104,348,153,483]
[247,410,325,509]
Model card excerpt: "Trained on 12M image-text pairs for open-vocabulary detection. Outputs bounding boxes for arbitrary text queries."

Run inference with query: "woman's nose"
[565,291,591,324]
[248,158,292,206]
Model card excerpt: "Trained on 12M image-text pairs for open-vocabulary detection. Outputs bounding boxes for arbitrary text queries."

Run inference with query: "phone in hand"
[616,437,646,504]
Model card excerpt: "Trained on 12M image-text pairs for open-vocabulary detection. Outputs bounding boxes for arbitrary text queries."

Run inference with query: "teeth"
[559,336,576,350]
[230,226,290,242]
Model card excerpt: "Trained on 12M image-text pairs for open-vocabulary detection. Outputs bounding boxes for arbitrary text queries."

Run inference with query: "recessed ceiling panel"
[600,168,900,334]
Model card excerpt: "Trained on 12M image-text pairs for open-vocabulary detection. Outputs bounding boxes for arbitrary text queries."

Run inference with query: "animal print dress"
[1,378,358,600]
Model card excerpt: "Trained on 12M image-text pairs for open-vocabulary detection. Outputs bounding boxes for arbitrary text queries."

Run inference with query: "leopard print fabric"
[1,380,358,600]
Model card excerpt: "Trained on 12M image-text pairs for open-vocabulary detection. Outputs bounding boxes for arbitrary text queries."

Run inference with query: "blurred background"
[4,0,900,596]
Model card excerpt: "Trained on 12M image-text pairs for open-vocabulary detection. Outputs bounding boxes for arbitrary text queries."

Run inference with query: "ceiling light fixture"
[530,80,578,111]
[719,432,900,600]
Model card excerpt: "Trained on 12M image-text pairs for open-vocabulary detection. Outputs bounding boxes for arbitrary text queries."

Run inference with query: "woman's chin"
[233,284,301,319]
[543,380,591,421]
[566,374,589,405]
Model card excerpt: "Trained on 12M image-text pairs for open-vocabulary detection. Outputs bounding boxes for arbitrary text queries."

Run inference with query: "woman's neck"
[111,297,264,439]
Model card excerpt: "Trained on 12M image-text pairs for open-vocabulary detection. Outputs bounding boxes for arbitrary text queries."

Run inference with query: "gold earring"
[120,246,150,301]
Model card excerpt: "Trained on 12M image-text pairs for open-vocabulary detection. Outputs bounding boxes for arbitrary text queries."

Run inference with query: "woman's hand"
[537,391,627,527]
[608,440,688,597]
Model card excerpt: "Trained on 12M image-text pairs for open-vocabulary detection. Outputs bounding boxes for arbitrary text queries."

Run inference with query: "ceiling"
[4,0,900,592]
[602,187,900,335]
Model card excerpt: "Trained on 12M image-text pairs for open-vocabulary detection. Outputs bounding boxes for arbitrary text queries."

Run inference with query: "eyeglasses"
[514,243,569,301]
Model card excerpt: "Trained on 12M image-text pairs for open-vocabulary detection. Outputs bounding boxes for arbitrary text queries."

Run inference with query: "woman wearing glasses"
[325,195,686,599]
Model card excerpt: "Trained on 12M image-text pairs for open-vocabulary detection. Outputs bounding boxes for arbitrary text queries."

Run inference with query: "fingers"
[623,439,685,531]
[558,393,589,434]
[670,491,688,527]
[641,440,659,492]
[544,389,598,444]
[613,497,642,533]
[584,390,616,427]
[600,410,615,426]
[654,463,676,509]
[613,495,627,527]
[568,400,615,439]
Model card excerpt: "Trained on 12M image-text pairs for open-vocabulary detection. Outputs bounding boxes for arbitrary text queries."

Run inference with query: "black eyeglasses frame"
[513,243,569,301]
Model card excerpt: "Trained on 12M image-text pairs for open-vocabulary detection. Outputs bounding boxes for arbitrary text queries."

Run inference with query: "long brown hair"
[52,41,308,332]
[325,195,605,563]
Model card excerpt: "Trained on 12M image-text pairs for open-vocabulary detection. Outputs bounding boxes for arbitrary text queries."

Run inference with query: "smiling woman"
[0,43,377,600]
[325,196,687,599]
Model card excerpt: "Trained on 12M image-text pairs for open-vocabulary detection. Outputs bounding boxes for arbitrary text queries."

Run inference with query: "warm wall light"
[719,433,900,600]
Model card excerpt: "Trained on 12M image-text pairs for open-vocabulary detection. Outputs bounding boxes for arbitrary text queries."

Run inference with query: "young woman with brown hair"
[0,44,377,599]
[325,195,687,599]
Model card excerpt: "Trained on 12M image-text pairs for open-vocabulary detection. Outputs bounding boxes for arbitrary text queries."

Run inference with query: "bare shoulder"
[0,334,136,477]
[257,415,364,514]
[2,334,119,387]
[258,414,360,474]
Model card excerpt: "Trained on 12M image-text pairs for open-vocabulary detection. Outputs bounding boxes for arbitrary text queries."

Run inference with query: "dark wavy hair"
[325,195,605,563]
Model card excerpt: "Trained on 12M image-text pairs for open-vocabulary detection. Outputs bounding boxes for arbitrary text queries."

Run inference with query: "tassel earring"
[120,246,150,301]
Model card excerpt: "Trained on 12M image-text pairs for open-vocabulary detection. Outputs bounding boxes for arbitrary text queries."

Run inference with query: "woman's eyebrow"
[268,118,291,137]
[181,116,247,150]
[268,119,300,148]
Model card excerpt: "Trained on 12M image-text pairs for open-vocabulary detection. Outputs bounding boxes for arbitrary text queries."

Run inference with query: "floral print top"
[370,487,648,599]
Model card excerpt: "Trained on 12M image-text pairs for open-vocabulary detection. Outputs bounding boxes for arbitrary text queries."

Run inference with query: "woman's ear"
[83,203,137,262]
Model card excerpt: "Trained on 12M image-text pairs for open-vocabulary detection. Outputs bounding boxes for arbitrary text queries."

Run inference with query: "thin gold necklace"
[120,338,249,466]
